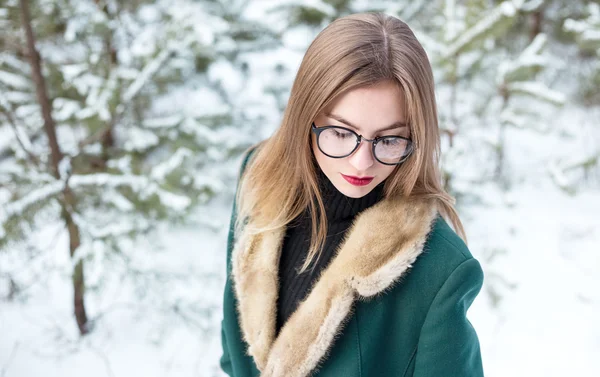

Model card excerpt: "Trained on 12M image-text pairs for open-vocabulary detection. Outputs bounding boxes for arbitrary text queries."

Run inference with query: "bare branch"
[0,90,41,167]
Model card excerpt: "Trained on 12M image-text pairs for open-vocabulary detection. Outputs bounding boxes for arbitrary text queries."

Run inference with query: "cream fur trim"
[231,196,438,376]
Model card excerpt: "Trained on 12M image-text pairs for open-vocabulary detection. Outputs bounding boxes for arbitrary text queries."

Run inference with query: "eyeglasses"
[311,122,414,165]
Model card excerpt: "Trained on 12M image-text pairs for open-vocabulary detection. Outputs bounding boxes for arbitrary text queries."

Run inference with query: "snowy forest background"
[0,0,599,376]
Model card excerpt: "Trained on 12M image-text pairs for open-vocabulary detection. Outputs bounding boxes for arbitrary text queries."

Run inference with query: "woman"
[220,12,485,377]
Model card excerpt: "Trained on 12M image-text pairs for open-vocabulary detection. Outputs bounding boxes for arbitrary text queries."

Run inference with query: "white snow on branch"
[192,174,226,193]
[564,19,600,43]
[0,70,30,90]
[500,107,549,133]
[143,115,183,129]
[560,153,599,173]
[413,30,445,56]
[58,156,72,180]
[548,161,574,194]
[88,70,118,122]
[72,212,151,240]
[563,19,587,34]
[123,35,195,103]
[60,63,89,82]
[0,180,64,238]
[497,33,549,84]
[0,53,26,72]
[52,98,82,122]
[444,0,458,42]
[266,0,336,17]
[180,118,222,144]
[444,0,517,58]
[104,189,135,211]
[506,81,567,105]
[522,32,548,57]
[299,0,336,16]
[123,127,160,152]
[68,174,191,211]
[0,173,193,236]
[151,148,193,181]
[0,100,35,156]
[0,165,55,185]
[123,51,169,102]
[520,0,544,12]
[564,4,600,45]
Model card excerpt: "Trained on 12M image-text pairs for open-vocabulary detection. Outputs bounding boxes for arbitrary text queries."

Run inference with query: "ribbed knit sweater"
[275,168,385,335]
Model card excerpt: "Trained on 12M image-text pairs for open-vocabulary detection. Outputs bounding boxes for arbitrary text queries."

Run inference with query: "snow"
[444,0,516,58]
[1,1,600,377]
[444,0,458,42]
[150,148,193,181]
[506,81,567,106]
[0,70,30,90]
[467,184,600,377]
[1,197,233,376]
[67,173,192,211]
[564,3,600,44]
[122,127,160,152]
[2,173,599,376]
[0,181,64,225]
[0,172,192,237]
[520,0,544,12]
[123,41,189,103]
[52,98,82,122]
[143,115,183,130]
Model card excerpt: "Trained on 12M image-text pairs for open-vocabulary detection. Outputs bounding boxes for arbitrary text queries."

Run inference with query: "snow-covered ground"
[468,183,600,377]
[0,195,234,377]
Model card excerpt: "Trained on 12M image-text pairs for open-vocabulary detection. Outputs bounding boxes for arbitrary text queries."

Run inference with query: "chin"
[344,191,368,199]
[336,180,372,198]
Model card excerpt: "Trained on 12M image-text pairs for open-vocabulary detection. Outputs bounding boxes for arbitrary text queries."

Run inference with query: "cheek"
[313,143,343,175]
[377,165,396,180]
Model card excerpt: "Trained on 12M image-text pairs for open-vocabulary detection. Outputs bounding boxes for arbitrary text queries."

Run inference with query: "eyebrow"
[325,112,408,133]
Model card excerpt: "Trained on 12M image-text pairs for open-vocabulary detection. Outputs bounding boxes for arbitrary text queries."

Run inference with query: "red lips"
[341,173,374,186]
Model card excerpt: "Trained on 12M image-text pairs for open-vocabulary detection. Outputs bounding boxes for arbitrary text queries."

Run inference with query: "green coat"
[220,150,485,377]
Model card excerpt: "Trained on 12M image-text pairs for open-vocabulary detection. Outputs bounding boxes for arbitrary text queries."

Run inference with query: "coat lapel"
[231,195,438,377]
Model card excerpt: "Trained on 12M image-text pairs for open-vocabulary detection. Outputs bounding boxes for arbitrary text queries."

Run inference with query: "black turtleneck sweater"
[275,168,385,335]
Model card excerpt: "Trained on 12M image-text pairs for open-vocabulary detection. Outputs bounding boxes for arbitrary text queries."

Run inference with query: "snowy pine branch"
[506,81,566,105]
[564,3,600,53]
[443,1,518,58]
[496,33,549,84]
[0,172,195,239]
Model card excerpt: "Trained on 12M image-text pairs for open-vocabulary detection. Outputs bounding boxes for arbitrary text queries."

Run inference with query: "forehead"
[324,81,407,130]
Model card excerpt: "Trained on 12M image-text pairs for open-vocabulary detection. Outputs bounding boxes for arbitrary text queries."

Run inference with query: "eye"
[381,138,399,146]
[332,129,354,139]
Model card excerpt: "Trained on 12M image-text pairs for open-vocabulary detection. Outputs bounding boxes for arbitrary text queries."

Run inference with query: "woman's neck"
[316,168,385,222]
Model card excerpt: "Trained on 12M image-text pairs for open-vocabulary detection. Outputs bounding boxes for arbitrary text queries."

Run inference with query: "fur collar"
[231,195,438,377]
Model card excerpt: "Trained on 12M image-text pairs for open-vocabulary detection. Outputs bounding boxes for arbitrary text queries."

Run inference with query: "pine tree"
[554,2,600,192]
[0,0,279,335]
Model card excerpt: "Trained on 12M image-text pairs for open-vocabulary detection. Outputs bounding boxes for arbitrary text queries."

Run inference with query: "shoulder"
[238,141,264,175]
[407,214,484,297]
[423,214,475,263]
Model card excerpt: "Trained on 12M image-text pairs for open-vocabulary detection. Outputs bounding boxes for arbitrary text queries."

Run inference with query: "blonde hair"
[235,12,466,274]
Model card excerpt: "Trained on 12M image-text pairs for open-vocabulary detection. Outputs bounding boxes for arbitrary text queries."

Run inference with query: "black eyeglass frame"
[311,122,414,166]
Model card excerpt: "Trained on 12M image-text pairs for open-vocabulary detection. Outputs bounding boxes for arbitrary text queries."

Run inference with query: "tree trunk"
[19,0,89,335]
[529,10,543,42]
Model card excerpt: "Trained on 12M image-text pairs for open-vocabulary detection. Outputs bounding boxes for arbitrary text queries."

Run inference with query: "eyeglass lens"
[317,127,410,164]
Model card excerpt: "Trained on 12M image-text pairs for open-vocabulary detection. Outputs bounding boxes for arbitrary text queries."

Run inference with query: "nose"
[348,139,374,172]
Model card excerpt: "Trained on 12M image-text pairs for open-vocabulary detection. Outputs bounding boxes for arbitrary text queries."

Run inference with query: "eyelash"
[346,127,402,138]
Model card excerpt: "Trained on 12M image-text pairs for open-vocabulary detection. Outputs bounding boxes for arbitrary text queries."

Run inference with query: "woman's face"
[311,80,410,199]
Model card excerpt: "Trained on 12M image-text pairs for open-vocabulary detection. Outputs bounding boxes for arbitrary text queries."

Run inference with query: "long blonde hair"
[235,12,466,274]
